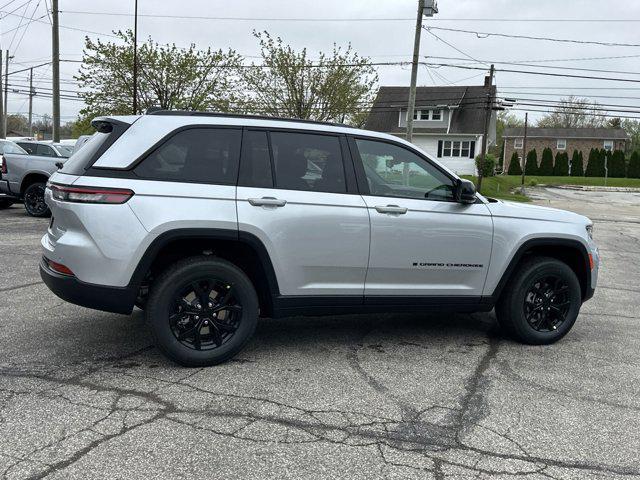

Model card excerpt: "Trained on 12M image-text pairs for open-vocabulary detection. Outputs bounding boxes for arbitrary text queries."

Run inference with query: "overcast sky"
[2,0,640,125]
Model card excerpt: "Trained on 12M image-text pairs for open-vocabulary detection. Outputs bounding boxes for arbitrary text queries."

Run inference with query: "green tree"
[627,151,640,178]
[524,150,538,175]
[507,151,522,175]
[242,31,378,126]
[475,153,497,177]
[498,142,504,169]
[76,30,244,117]
[622,119,640,152]
[585,148,605,177]
[538,147,554,175]
[571,150,584,176]
[554,151,569,176]
[608,150,627,178]
[493,111,524,157]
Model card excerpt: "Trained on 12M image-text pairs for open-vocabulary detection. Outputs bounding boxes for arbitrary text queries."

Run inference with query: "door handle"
[375,205,408,215]
[248,197,287,207]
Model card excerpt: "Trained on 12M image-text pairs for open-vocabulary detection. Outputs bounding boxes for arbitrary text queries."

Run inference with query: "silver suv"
[41,112,599,366]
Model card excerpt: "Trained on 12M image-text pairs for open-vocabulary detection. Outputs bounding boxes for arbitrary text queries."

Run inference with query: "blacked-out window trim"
[237,128,274,189]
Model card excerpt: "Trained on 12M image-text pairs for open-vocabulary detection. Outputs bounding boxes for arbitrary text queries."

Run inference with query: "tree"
[585,148,605,177]
[622,119,640,152]
[539,147,554,175]
[571,150,584,176]
[537,96,606,129]
[493,111,524,156]
[241,31,378,126]
[554,151,569,176]
[524,150,538,175]
[627,151,640,178]
[608,150,627,178]
[475,153,497,177]
[498,142,504,169]
[76,30,244,117]
[507,151,522,175]
[7,114,28,135]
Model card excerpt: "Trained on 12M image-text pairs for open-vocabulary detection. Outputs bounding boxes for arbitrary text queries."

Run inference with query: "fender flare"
[486,237,591,303]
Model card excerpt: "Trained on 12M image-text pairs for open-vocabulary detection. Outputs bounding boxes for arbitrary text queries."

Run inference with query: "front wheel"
[496,256,582,345]
[23,182,50,217]
[146,256,258,367]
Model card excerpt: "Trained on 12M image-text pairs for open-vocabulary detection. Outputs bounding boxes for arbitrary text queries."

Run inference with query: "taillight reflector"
[48,259,74,276]
[50,184,134,204]
[588,253,594,271]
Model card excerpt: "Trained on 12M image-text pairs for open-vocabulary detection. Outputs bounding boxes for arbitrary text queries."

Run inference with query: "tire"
[146,256,258,367]
[0,198,14,209]
[496,256,582,345]
[23,182,51,217]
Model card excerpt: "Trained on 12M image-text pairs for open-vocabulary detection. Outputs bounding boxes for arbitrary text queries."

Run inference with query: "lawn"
[462,175,640,203]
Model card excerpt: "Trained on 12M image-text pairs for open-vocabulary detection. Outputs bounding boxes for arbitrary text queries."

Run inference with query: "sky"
[1,0,640,126]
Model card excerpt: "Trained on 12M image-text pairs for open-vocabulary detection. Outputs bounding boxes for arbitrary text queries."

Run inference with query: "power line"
[11,0,43,56]
[425,26,640,48]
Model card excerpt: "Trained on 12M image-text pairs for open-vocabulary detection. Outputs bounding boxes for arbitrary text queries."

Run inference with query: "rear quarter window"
[133,128,242,185]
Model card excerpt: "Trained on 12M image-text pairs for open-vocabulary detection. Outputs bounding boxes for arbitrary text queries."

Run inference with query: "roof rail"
[146,109,351,128]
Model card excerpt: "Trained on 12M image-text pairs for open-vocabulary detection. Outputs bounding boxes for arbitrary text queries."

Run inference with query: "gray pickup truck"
[0,139,65,217]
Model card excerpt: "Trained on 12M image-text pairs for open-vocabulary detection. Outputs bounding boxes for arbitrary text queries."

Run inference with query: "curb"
[541,184,640,193]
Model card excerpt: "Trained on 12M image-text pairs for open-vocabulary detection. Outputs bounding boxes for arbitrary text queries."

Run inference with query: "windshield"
[54,144,74,157]
[0,140,27,155]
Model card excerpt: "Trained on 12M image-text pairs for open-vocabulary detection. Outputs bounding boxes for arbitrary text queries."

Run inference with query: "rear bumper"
[0,179,17,198]
[39,257,137,315]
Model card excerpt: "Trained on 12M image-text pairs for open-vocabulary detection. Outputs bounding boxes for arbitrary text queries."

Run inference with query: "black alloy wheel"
[523,275,571,332]
[23,182,50,217]
[170,279,242,351]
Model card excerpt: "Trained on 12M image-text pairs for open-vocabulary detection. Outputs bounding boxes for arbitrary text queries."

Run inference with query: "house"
[364,83,497,175]
[503,127,629,171]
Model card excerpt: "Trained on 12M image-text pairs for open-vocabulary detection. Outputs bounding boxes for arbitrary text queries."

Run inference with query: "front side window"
[134,128,241,184]
[356,138,455,202]
[36,144,56,157]
[603,140,614,151]
[270,132,346,193]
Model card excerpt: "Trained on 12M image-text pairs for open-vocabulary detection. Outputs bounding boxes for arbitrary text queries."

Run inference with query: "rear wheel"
[146,256,258,367]
[496,257,582,345]
[23,182,50,217]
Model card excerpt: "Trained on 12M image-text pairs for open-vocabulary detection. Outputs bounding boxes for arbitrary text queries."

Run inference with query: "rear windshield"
[0,140,27,155]
[59,122,130,175]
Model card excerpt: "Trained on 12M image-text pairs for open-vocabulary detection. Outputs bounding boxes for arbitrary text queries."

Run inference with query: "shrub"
[524,150,538,175]
[570,150,584,177]
[553,151,569,176]
[475,153,497,177]
[608,150,627,178]
[538,147,554,175]
[498,142,505,169]
[585,148,605,177]
[628,151,640,178]
[507,151,522,176]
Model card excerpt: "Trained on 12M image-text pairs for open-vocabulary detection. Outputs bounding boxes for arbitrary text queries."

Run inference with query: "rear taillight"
[50,184,134,204]
[1,155,6,174]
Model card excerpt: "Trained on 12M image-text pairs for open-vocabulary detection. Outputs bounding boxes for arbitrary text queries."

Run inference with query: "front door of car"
[236,129,370,297]
[349,136,493,299]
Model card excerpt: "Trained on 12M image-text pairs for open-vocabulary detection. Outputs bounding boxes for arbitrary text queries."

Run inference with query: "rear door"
[236,129,370,297]
[350,136,493,299]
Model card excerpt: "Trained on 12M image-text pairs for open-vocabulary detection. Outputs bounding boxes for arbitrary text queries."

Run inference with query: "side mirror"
[455,179,477,204]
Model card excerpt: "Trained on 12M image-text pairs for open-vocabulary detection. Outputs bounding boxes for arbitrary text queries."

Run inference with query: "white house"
[364,83,497,175]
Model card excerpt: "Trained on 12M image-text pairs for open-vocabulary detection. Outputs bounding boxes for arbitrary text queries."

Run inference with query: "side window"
[355,138,455,202]
[238,130,273,188]
[134,128,241,184]
[18,143,36,154]
[270,132,346,193]
[37,145,55,157]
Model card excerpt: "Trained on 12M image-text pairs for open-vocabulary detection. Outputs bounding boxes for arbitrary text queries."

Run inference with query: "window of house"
[269,132,346,193]
[439,140,474,158]
[431,110,442,121]
[514,138,524,149]
[134,128,242,184]
[557,139,567,150]
[442,141,452,157]
[603,140,614,151]
[410,109,442,121]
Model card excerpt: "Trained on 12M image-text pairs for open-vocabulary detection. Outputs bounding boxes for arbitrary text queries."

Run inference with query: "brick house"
[365,84,497,175]
[503,127,628,171]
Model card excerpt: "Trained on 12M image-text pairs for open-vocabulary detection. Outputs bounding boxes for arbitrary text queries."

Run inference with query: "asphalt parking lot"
[1,189,639,480]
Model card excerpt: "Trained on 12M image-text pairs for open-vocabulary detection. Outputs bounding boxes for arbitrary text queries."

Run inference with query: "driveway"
[1,191,639,479]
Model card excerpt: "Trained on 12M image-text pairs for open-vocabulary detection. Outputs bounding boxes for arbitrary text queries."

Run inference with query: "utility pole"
[132,0,138,114]
[3,50,9,138]
[406,0,438,144]
[0,50,4,139]
[52,0,60,142]
[28,67,34,136]
[521,112,528,188]
[476,64,495,194]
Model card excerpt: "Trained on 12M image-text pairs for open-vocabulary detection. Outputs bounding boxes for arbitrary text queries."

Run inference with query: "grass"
[462,175,640,203]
